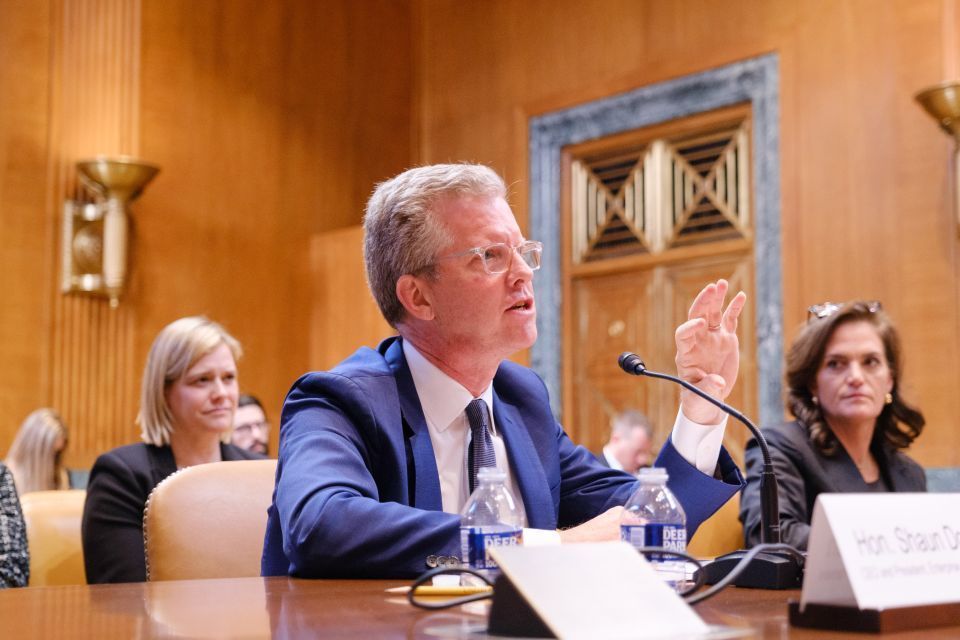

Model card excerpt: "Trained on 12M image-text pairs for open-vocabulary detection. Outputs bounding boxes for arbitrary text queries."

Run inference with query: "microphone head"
[618,352,646,375]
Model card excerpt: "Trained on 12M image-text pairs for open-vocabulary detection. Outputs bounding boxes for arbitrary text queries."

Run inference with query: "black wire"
[407,566,495,610]
[406,543,803,610]
[633,546,706,597]
[684,543,805,605]
[407,546,710,610]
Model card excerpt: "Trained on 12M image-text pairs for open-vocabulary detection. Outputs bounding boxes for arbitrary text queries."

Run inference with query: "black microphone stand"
[618,352,803,589]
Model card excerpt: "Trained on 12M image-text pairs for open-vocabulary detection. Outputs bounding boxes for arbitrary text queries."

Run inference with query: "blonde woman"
[5,409,69,494]
[81,317,263,584]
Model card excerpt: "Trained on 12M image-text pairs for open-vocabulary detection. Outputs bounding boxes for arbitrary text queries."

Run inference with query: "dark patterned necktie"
[466,398,496,494]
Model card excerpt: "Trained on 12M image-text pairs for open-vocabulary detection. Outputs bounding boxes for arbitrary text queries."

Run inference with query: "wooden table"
[1,577,958,638]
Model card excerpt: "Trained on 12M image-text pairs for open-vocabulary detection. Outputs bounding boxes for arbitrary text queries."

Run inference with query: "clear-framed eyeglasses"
[806,300,882,321]
[434,240,542,275]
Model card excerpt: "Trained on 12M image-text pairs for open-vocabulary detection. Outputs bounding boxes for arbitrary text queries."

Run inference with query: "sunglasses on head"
[806,300,882,322]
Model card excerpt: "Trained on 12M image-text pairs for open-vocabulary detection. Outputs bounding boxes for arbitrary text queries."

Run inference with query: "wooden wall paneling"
[0,0,55,453]
[281,0,416,236]
[139,0,301,450]
[415,0,960,466]
[136,1,414,458]
[309,226,392,372]
[48,0,145,467]
[1,0,415,462]
[569,268,661,452]
[4,0,955,471]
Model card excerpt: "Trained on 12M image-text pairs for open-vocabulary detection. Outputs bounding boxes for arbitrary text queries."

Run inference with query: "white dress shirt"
[601,444,625,472]
[403,341,529,524]
[401,340,726,536]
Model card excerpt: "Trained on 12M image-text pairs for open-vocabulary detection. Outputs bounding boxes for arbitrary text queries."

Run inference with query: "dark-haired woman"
[739,301,926,550]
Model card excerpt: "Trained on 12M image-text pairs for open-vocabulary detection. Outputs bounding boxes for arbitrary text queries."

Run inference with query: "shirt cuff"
[669,409,727,476]
[523,528,561,546]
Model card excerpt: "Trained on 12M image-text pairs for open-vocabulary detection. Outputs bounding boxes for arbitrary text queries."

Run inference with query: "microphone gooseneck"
[618,352,780,545]
[617,351,802,590]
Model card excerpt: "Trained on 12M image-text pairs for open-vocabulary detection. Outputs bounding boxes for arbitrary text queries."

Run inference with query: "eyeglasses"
[234,420,269,435]
[807,300,882,321]
[433,240,542,275]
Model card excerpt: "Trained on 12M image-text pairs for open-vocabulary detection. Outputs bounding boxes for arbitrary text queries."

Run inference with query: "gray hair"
[611,409,653,438]
[363,163,507,326]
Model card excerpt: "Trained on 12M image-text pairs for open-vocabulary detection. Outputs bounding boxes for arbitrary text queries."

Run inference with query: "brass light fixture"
[61,156,159,307]
[916,82,960,232]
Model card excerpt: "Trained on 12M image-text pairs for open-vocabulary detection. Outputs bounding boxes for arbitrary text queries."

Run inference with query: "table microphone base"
[698,550,804,590]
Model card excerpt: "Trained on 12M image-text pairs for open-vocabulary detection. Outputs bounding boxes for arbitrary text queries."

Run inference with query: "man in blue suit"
[262,163,746,578]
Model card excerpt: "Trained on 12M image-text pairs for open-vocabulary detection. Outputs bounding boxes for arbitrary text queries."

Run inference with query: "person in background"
[4,408,69,494]
[740,301,926,550]
[0,461,29,588]
[81,316,263,584]
[232,394,270,455]
[595,409,655,475]
[262,163,747,579]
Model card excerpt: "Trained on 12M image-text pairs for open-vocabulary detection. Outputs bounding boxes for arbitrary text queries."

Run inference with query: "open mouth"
[507,300,533,312]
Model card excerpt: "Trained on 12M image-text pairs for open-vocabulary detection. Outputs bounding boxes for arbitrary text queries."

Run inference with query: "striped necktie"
[466,398,496,494]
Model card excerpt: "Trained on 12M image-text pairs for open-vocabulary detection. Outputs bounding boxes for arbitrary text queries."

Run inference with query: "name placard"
[489,542,708,639]
[802,493,960,611]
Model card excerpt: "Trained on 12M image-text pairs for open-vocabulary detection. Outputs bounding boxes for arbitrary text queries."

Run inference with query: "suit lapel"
[878,447,909,491]
[383,338,443,511]
[819,444,865,490]
[493,388,554,529]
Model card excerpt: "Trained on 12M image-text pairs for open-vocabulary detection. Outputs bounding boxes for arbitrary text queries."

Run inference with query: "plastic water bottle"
[460,467,523,578]
[620,467,688,591]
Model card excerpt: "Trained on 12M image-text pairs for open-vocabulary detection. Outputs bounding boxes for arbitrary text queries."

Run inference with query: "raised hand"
[674,279,746,424]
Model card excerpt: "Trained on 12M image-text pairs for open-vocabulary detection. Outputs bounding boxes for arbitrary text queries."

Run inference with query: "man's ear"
[396,274,436,321]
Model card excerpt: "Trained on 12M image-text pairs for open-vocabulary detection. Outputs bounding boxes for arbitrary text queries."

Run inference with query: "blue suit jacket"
[262,337,743,578]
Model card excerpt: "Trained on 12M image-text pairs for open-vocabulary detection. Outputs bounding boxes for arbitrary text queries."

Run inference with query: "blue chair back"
[925,467,960,493]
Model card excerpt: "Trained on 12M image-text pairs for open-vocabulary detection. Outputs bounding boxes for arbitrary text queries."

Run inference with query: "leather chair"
[143,459,277,581]
[686,491,742,558]
[19,490,87,586]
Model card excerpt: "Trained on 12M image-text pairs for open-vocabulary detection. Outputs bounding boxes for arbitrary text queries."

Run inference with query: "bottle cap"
[476,466,506,483]
[638,466,668,483]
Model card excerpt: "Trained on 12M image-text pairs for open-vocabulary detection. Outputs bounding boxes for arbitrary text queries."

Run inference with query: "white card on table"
[490,541,708,639]
[802,493,960,611]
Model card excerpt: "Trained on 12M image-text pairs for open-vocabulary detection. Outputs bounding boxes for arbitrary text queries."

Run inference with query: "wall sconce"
[61,156,159,307]
[916,82,960,233]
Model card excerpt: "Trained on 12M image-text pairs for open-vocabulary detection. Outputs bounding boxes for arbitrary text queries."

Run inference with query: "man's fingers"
[687,280,729,327]
[722,291,746,332]
[687,282,716,319]
[677,366,708,382]
[675,318,706,352]
[707,280,728,329]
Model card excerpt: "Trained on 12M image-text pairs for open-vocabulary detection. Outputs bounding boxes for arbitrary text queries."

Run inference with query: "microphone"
[617,352,803,589]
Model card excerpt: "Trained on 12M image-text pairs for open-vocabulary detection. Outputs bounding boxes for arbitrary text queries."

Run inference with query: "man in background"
[232,394,270,456]
[596,409,654,475]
